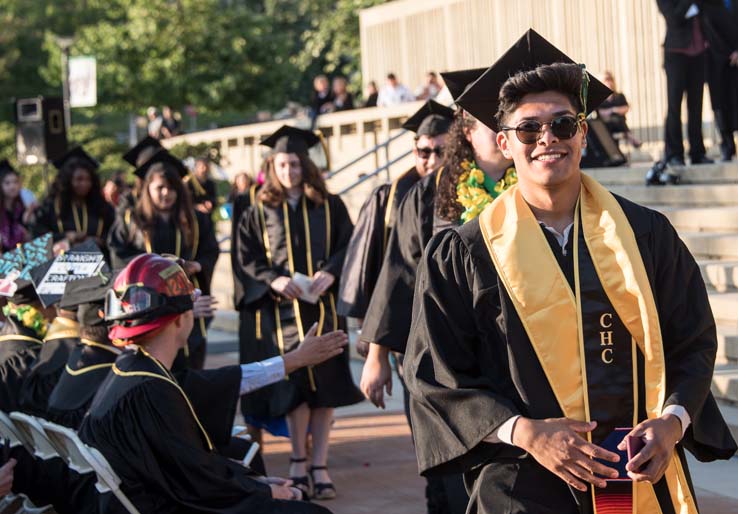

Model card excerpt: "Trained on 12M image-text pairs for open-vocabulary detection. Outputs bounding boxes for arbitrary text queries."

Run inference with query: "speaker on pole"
[15,96,68,166]
[580,117,627,169]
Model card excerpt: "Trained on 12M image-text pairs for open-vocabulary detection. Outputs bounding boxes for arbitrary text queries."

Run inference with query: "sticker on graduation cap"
[0,270,21,297]
[0,234,53,282]
[29,240,108,307]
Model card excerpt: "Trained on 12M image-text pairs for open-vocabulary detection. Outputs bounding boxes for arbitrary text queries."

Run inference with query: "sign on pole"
[69,56,97,108]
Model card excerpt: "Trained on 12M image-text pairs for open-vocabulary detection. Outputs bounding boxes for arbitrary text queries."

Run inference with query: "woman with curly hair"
[236,125,362,500]
[107,150,219,369]
[30,147,114,252]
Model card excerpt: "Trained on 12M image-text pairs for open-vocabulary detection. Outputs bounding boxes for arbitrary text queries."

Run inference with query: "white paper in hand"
[293,272,320,304]
[685,3,699,19]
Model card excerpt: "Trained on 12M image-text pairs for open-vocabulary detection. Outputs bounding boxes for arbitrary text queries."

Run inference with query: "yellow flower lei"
[2,303,48,339]
[456,160,517,223]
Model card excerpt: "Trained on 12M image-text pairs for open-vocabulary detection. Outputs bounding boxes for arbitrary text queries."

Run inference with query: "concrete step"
[712,365,738,405]
[589,161,738,186]
[709,292,738,325]
[661,206,738,233]
[680,232,738,260]
[715,401,738,451]
[716,323,738,365]
[608,183,738,207]
[699,260,738,292]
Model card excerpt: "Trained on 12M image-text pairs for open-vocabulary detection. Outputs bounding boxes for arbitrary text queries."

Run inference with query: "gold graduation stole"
[478,174,697,514]
[44,316,80,342]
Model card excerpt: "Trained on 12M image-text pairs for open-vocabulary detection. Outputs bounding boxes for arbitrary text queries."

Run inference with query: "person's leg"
[309,407,334,485]
[287,402,311,480]
[686,52,707,161]
[663,51,687,163]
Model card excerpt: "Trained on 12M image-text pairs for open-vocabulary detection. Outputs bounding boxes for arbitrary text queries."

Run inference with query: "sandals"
[309,465,336,500]
[289,457,312,498]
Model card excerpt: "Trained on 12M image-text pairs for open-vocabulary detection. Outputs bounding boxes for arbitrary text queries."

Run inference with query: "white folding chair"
[0,494,24,514]
[19,498,54,513]
[7,414,61,461]
[39,422,140,514]
[231,425,259,467]
[0,411,33,454]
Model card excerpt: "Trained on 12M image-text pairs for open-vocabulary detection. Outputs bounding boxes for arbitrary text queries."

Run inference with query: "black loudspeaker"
[14,97,68,165]
[580,118,627,169]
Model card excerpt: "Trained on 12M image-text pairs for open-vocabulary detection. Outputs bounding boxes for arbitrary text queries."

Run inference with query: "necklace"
[456,160,517,223]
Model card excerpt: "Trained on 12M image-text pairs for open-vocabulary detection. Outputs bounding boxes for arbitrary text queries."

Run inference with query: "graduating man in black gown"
[405,30,737,514]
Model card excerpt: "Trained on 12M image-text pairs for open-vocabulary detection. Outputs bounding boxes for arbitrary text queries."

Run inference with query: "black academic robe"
[231,184,260,310]
[47,339,121,429]
[189,177,218,209]
[361,170,453,353]
[0,324,43,412]
[236,193,363,418]
[337,167,420,319]
[30,196,114,244]
[18,317,80,418]
[78,350,329,514]
[405,195,738,514]
[107,208,220,369]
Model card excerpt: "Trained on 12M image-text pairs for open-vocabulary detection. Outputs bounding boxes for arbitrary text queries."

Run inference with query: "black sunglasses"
[501,115,583,145]
[415,146,444,159]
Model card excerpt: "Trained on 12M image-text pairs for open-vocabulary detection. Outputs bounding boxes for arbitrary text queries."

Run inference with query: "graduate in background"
[107,149,219,369]
[119,135,163,213]
[30,147,114,253]
[337,100,453,327]
[80,253,334,513]
[405,30,737,514]
[236,126,362,499]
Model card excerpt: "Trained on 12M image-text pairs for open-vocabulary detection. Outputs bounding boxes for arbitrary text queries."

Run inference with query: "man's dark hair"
[387,73,397,80]
[496,62,583,126]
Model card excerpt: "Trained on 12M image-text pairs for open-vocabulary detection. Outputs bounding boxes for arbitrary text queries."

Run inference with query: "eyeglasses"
[105,284,199,321]
[415,146,444,159]
[500,115,583,145]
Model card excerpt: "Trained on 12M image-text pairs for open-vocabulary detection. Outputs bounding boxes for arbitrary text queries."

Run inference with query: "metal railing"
[337,149,412,195]
[326,129,410,183]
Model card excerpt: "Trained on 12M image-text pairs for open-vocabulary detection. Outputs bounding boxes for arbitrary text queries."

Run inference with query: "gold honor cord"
[0,334,43,345]
[44,330,80,342]
[65,362,114,376]
[81,338,123,355]
[383,178,400,253]
[113,348,214,451]
[56,199,97,235]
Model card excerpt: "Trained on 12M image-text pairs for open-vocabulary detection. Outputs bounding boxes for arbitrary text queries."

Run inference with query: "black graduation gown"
[189,177,218,209]
[337,167,420,319]
[361,170,453,353]
[236,193,363,417]
[30,196,114,244]
[231,184,260,310]
[47,339,121,429]
[107,208,220,368]
[78,350,329,514]
[18,317,80,418]
[0,324,43,412]
[405,195,738,514]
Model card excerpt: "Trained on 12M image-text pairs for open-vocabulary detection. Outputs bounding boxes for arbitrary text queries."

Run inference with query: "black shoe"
[659,171,680,185]
[309,465,336,500]
[721,150,735,162]
[690,155,715,165]
[667,156,686,167]
[290,457,312,498]
[645,161,666,186]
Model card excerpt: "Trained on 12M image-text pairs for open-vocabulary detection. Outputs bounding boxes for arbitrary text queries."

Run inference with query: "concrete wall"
[359,0,717,147]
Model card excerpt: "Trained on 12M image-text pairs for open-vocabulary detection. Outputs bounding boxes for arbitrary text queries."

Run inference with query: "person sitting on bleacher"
[79,254,339,513]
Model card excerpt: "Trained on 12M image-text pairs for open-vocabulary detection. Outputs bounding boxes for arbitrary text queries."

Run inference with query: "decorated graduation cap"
[133,149,188,180]
[29,239,109,308]
[402,100,455,137]
[52,146,100,171]
[455,29,612,131]
[440,67,488,102]
[123,136,163,167]
[0,233,53,303]
[260,125,321,155]
[60,270,117,327]
[0,159,15,174]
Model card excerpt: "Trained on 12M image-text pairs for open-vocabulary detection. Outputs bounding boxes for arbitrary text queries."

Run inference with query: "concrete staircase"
[588,161,738,443]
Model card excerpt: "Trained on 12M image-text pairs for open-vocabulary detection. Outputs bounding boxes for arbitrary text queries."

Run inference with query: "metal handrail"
[326,129,410,180]
[337,149,412,195]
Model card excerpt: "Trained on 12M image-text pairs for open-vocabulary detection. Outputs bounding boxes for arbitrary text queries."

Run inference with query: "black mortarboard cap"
[52,146,100,171]
[123,136,163,167]
[456,29,611,131]
[60,270,117,326]
[29,239,108,308]
[0,233,53,285]
[441,67,488,102]
[0,159,15,174]
[9,279,40,305]
[133,149,188,180]
[260,125,321,155]
[402,100,455,136]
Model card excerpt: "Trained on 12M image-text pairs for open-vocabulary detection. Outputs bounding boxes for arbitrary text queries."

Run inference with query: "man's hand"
[360,343,393,409]
[730,50,738,67]
[269,482,302,500]
[616,414,682,483]
[0,458,16,496]
[512,418,620,491]
[193,295,218,318]
[283,323,347,373]
[181,260,202,276]
[270,276,303,300]
[309,271,335,296]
